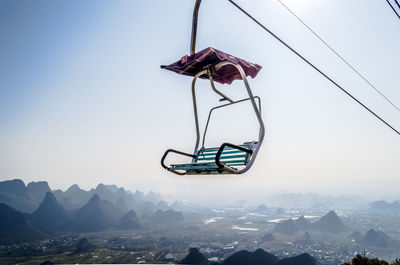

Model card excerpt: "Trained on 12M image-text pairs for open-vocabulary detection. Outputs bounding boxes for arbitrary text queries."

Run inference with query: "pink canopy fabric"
[161,47,262,85]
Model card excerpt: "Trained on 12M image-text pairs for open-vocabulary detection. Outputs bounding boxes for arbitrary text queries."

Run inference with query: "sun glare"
[279,0,317,13]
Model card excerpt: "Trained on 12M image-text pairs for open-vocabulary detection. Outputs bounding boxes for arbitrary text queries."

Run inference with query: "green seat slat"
[220,160,246,165]
[185,163,245,172]
[173,165,219,170]
[173,163,245,172]
[177,160,246,166]
[201,160,247,164]
[172,162,215,167]
[198,145,250,153]
[187,170,234,175]
[197,149,246,157]
[196,154,247,161]
[171,160,246,170]
[168,142,255,174]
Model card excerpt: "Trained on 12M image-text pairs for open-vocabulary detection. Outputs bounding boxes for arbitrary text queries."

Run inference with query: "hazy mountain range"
[0,179,166,214]
[264,193,365,209]
[1,178,396,251]
[0,179,51,213]
[370,200,400,214]
[272,212,399,248]
[179,248,321,265]
[273,211,349,235]
[0,179,184,243]
[361,229,400,248]
[0,203,43,244]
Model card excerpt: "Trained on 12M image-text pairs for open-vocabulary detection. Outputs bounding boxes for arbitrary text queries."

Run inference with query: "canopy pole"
[191,70,207,156]
[191,0,202,55]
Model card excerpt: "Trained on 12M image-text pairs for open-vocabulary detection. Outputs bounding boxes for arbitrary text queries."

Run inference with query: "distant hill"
[0,189,148,243]
[276,253,321,265]
[0,179,43,213]
[0,179,182,244]
[53,182,163,216]
[0,179,26,195]
[53,184,92,210]
[274,219,299,235]
[297,232,313,244]
[171,201,185,211]
[255,204,269,213]
[146,190,163,203]
[223,249,279,265]
[362,229,399,247]
[91,184,118,203]
[349,231,363,242]
[180,248,321,265]
[156,200,169,210]
[104,184,120,192]
[133,190,146,202]
[115,196,129,214]
[271,211,349,235]
[73,194,123,232]
[0,178,168,217]
[31,192,70,232]
[265,193,364,209]
[179,248,210,265]
[26,181,51,202]
[261,233,274,242]
[137,201,157,216]
[74,237,96,253]
[118,210,141,230]
[0,203,43,244]
[151,209,184,223]
[295,215,312,231]
[370,200,400,213]
[312,211,348,233]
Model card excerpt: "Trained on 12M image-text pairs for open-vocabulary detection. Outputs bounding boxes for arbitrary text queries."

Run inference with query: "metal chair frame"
[161,60,265,175]
[160,0,265,175]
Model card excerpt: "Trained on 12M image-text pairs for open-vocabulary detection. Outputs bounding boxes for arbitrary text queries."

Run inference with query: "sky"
[0,0,399,203]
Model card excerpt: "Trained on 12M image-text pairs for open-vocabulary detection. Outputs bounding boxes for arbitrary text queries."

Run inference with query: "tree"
[342,254,388,265]
[391,258,400,265]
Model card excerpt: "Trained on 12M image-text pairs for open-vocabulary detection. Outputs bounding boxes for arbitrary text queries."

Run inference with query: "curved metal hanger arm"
[214,61,266,174]
[191,69,208,155]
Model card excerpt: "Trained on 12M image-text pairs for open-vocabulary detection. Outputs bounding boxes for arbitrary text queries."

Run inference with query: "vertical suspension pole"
[190,0,203,158]
[191,0,202,55]
[191,70,207,157]
[191,77,200,156]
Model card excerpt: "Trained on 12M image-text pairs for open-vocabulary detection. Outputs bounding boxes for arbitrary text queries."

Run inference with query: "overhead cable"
[396,0,400,9]
[385,0,400,20]
[227,0,400,136]
[276,0,400,113]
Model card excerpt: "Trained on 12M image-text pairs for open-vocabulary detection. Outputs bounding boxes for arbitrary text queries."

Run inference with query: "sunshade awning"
[161,47,262,85]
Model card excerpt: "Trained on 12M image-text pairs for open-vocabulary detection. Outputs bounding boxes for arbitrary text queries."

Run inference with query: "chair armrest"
[161,149,196,172]
[215,143,253,169]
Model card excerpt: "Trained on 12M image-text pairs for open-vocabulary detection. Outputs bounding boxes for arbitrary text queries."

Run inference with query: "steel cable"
[227,0,400,136]
[276,0,400,113]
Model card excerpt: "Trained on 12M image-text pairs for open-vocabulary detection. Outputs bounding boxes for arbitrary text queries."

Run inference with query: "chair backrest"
[195,143,254,166]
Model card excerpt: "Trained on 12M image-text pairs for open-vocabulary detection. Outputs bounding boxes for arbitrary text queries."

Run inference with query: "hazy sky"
[1,0,399,202]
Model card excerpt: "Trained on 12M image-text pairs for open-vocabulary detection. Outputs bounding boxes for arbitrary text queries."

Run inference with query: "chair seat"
[171,162,242,175]
[164,141,257,175]
[171,161,244,171]
[170,142,256,174]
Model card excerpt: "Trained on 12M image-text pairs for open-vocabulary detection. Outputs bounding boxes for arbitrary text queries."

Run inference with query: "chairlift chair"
[160,1,265,175]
